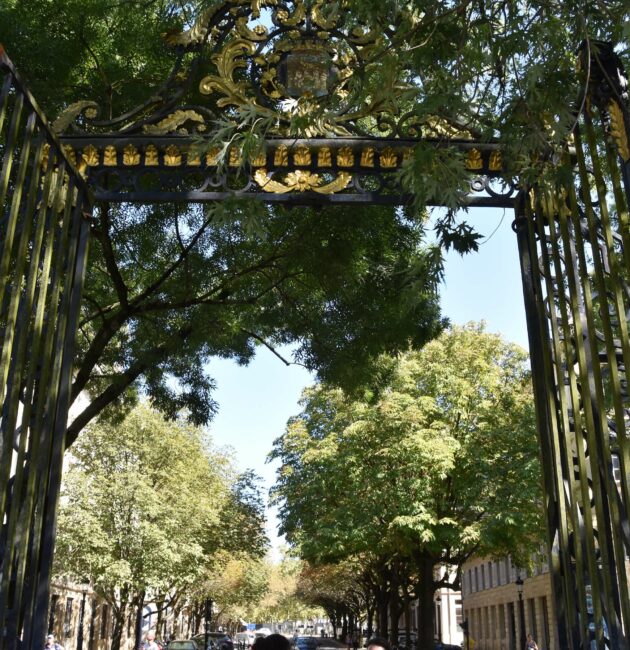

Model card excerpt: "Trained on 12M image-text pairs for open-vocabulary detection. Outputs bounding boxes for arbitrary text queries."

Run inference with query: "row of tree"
[272,325,546,650]
[54,406,272,649]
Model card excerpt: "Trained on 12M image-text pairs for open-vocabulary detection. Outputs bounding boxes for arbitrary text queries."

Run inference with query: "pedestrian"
[366,637,391,650]
[352,634,359,650]
[525,634,538,650]
[142,630,160,650]
[44,635,64,650]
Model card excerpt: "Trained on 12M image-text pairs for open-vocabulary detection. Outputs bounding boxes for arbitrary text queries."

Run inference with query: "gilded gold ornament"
[229,148,243,167]
[465,148,483,170]
[63,145,77,167]
[164,145,182,166]
[489,150,502,171]
[199,40,257,108]
[318,147,332,167]
[255,168,352,194]
[143,109,205,135]
[82,145,100,167]
[294,145,312,166]
[379,147,397,168]
[312,0,340,30]
[609,100,630,162]
[360,147,375,168]
[206,147,221,166]
[123,145,141,166]
[103,145,118,166]
[163,3,223,46]
[145,145,159,166]
[276,1,307,26]
[249,151,267,167]
[187,149,202,166]
[337,147,354,167]
[274,145,289,166]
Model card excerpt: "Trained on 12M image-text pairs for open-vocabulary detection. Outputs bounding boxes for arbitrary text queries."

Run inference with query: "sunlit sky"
[205,206,528,553]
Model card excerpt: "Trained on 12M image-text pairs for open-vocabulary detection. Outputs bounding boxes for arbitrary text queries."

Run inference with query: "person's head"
[526,635,533,642]
[255,635,291,650]
[146,630,156,641]
[367,637,390,650]
[46,635,55,646]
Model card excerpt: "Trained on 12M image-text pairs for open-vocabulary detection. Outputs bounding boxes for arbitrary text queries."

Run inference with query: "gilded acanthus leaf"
[163,4,224,47]
[609,101,630,162]
[143,110,205,135]
[52,101,99,134]
[199,40,257,108]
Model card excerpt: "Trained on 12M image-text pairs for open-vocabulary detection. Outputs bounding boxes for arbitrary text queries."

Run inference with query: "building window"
[499,604,506,638]
[48,594,59,635]
[528,598,537,641]
[474,566,478,592]
[100,605,109,639]
[488,562,493,588]
[64,598,74,638]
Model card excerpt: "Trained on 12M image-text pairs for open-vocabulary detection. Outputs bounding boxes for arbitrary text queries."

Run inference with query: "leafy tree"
[254,555,323,626]
[296,560,372,640]
[1,0,627,442]
[271,324,545,650]
[54,405,262,650]
[189,551,271,631]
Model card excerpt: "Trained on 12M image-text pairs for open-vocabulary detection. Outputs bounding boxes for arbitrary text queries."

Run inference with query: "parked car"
[397,632,417,650]
[294,636,319,650]
[235,632,257,649]
[168,641,202,650]
[192,632,234,650]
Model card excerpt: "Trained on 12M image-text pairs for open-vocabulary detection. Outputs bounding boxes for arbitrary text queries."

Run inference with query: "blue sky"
[206,206,528,550]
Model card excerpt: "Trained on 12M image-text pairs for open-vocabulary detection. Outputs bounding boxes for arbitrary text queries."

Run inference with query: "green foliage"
[271,323,545,569]
[67,201,443,441]
[2,0,628,437]
[54,405,268,616]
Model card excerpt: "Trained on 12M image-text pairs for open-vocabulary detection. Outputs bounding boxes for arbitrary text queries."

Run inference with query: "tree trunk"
[110,601,127,650]
[377,595,388,639]
[134,592,146,650]
[417,557,436,650]
[388,567,402,647]
[366,606,373,641]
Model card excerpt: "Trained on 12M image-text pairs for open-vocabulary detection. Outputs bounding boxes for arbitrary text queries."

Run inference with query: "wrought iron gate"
[516,42,630,649]
[0,48,93,648]
[1,27,630,650]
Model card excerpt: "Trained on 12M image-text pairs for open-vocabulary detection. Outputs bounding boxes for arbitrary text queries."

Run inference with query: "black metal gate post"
[515,41,630,650]
[0,46,93,648]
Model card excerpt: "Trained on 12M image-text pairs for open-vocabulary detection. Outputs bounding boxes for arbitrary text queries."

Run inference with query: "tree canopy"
[1,0,627,436]
[54,405,268,648]
[270,324,545,649]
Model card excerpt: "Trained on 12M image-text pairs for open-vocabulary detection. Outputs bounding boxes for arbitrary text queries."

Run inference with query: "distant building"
[461,553,557,650]
[401,566,464,646]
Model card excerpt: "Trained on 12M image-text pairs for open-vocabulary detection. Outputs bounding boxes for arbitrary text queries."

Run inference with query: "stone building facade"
[461,554,557,650]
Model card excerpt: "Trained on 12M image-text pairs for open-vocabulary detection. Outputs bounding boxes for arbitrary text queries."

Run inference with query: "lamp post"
[76,585,89,650]
[515,575,525,650]
[204,599,213,650]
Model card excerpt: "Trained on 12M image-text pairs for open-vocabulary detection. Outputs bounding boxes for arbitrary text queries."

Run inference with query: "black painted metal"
[514,42,630,650]
[0,47,93,649]
[58,135,516,207]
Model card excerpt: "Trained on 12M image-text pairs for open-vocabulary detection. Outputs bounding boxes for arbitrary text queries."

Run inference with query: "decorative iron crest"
[56,0,474,139]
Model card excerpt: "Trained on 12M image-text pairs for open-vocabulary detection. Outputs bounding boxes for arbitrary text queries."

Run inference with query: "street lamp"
[76,582,89,650]
[515,575,526,650]
[204,599,213,650]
